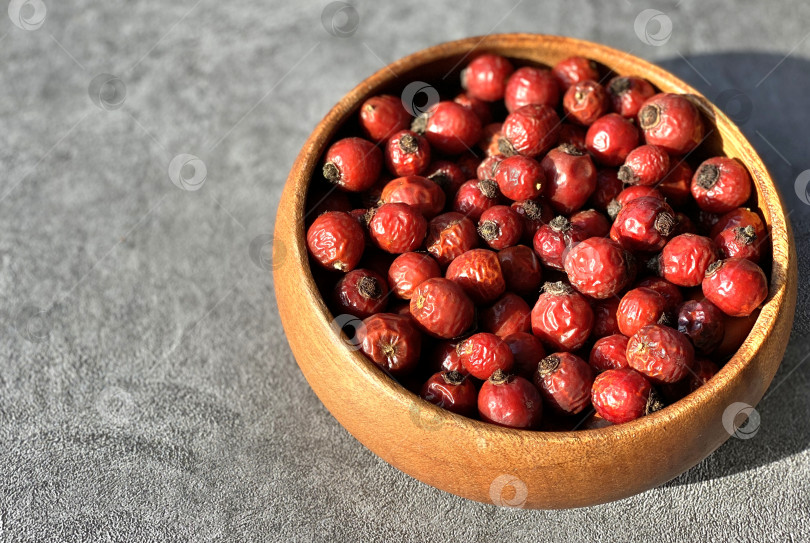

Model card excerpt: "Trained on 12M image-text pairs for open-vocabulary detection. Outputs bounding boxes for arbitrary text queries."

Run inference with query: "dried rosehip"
[459,332,515,379]
[454,92,493,125]
[677,299,725,354]
[607,185,666,220]
[542,144,597,214]
[504,332,546,380]
[307,211,365,272]
[425,212,479,267]
[499,104,561,157]
[425,160,467,199]
[589,334,630,372]
[479,122,503,156]
[497,244,543,295]
[412,101,482,155]
[691,157,752,214]
[387,252,441,299]
[481,292,531,337]
[380,175,446,218]
[445,248,506,305]
[478,370,542,429]
[569,209,611,238]
[702,258,768,317]
[534,352,595,415]
[368,203,427,254]
[452,179,500,220]
[659,234,719,287]
[617,287,669,337]
[710,207,766,240]
[477,155,503,182]
[461,53,514,102]
[531,282,594,351]
[420,371,477,416]
[589,168,624,211]
[360,95,412,143]
[618,144,670,186]
[410,277,475,339]
[494,155,545,201]
[591,368,662,424]
[552,56,599,90]
[334,268,388,318]
[428,340,466,375]
[626,324,695,383]
[607,76,656,118]
[591,297,621,338]
[635,277,683,314]
[563,80,608,126]
[585,113,640,167]
[504,66,560,112]
[478,205,523,250]
[564,237,632,299]
[610,196,675,252]
[533,216,587,270]
[358,313,421,375]
[512,198,554,243]
[385,130,431,177]
[323,137,383,192]
[638,93,705,155]
[716,225,761,262]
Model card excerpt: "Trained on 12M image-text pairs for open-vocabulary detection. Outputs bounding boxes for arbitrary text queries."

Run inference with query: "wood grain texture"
[273,34,797,509]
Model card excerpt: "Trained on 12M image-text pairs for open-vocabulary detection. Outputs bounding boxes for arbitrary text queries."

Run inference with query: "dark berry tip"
[639,103,661,130]
[357,275,382,300]
[323,162,341,182]
[696,164,720,190]
[537,354,561,376]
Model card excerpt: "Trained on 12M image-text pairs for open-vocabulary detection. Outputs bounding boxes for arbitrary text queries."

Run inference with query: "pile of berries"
[304,53,770,430]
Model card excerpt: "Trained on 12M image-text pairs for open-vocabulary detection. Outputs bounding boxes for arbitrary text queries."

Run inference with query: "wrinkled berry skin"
[360,95,412,143]
[591,297,621,338]
[585,114,640,167]
[481,292,531,337]
[497,245,543,295]
[452,179,500,221]
[478,372,542,429]
[428,340,466,375]
[334,268,388,318]
[607,76,656,118]
[531,282,594,351]
[358,313,422,375]
[494,155,545,201]
[677,299,725,354]
[381,176,446,218]
[368,203,427,254]
[716,225,761,262]
[589,334,630,372]
[445,248,506,305]
[410,278,475,339]
[659,161,693,207]
[626,324,695,384]
[426,212,479,267]
[478,205,523,250]
[638,93,705,155]
[533,216,587,271]
[563,80,608,126]
[636,277,683,314]
[462,53,514,102]
[564,237,632,299]
[512,199,554,243]
[589,168,624,210]
[323,137,383,192]
[702,258,768,317]
[552,56,599,90]
[413,101,482,155]
[477,155,503,181]
[459,332,515,379]
[592,368,659,424]
[420,371,477,417]
[660,234,719,287]
[504,332,546,380]
[534,353,595,415]
[618,287,669,337]
[609,185,665,220]
[619,144,670,186]
[387,252,441,299]
[505,66,560,112]
[610,196,675,252]
[455,92,494,125]
[307,211,365,272]
[710,207,766,240]
[691,157,752,214]
[542,144,597,214]
[425,160,466,198]
[570,209,610,238]
[500,104,561,157]
[385,130,431,177]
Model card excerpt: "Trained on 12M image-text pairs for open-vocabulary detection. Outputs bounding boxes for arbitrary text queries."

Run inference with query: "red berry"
[617,287,669,337]
[358,313,422,375]
[481,292,531,338]
[591,297,621,338]
[477,155,503,182]
[499,104,561,157]
[504,332,546,380]
[563,80,608,126]
[542,144,597,214]
[569,209,610,238]
[585,113,640,167]
[608,185,665,220]
[424,160,466,198]
[359,95,411,143]
[610,196,675,252]
[478,205,523,250]
[479,122,503,156]
[452,179,500,220]
[512,198,553,243]
[710,207,766,240]
[478,370,542,429]
[702,258,768,317]
[380,175,446,218]
[658,161,693,206]
[552,56,599,90]
[333,268,388,318]
[504,66,560,112]
[534,352,595,415]
[564,237,632,299]
[638,93,705,155]
[494,155,545,201]
[387,252,441,299]
[322,137,383,192]
[691,157,752,214]
[618,144,670,186]
[385,130,431,177]
[454,92,493,125]
[410,277,475,338]
[715,225,761,262]
[635,277,684,314]
[412,101,482,155]
[428,340,466,375]
[462,54,514,102]
[445,248,506,305]
[307,211,365,272]
[591,368,662,424]
[420,371,478,417]
[459,332,514,379]
[659,233,719,287]
[556,123,587,149]
[531,281,594,351]
[368,202,427,254]
[497,244,543,295]
[533,216,587,270]
[589,168,624,210]
[425,212,479,267]
[607,76,656,118]
[677,299,725,354]
[589,334,630,372]
[626,324,695,383]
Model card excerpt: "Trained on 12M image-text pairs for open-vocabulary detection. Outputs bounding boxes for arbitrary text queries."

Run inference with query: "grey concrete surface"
[0,0,808,541]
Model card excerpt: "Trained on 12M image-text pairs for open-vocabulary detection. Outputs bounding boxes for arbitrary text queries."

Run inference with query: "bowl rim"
[280,33,794,445]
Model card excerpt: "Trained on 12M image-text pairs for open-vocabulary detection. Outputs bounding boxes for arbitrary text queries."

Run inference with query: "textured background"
[1,0,809,541]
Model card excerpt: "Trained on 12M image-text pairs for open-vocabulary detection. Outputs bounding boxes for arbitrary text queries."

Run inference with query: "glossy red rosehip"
[588,168,624,211]
[512,198,553,243]
[322,137,383,192]
[563,80,608,126]
[591,368,662,424]
[452,179,500,220]
[691,157,752,214]
[425,212,479,267]
[478,205,523,250]
[307,211,365,272]
[591,297,621,338]
[458,332,515,379]
[608,185,666,219]
[658,161,693,206]
[585,113,640,167]
[617,287,669,337]
[531,281,594,351]
[610,196,675,252]
[607,75,656,118]
[477,155,503,182]
[358,313,422,375]
[385,130,431,177]
[569,209,611,238]
[425,160,466,198]
[462,53,514,102]
[380,175,446,218]
[638,93,705,155]
[618,144,670,186]
[412,101,482,155]
[659,233,719,287]
[626,324,695,383]
[368,202,427,254]
[499,104,561,157]
[556,123,587,149]
[564,237,632,299]
[702,258,768,317]
[410,277,475,339]
[552,56,599,90]
[428,340,466,375]
[497,244,543,295]
[481,292,531,338]
[715,225,761,262]
[387,252,441,299]
[504,66,560,112]
[504,332,546,380]
[479,122,503,156]
[333,268,389,318]
[420,371,478,417]
[677,299,725,354]
[454,92,493,125]
[542,144,597,214]
[534,352,595,415]
[445,248,506,305]
[494,155,545,201]
[589,334,630,372]
[635,277,683,314]
[359,94,412,143]
[533,216,587,271]
[710,207,766,240]
[478,371,542,429]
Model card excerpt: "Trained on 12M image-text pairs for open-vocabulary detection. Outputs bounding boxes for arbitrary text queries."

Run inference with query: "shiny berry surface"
[497,244,543,295]
[477,155,503,182]
[504,332,546,380]
[531,282,594,351]
[589,334,630,372]
[413,101,482,155]
[591,368,660,424]
[462,53,514,102]
[481,292,531,337]
[677,299,725,354]
[552,56,599,90]
[333,268,388,318]
[452,179,500,220]
[533,216,587,271]
[425,160,466,198]
[660,233,719,287]
[494,155,545,201]
[387,252,441,299]
[626,324,695,383]
[563,80,608,126]
[380,175,446,218]
[385,130,431,177]
[534,352,595,415]
[716,225,761,262]
[425,212,479,267]
[542,144,597,214]
[410,278,475,339]
[359,94,411,143]
[617,287,668,337]
[691,157,752,214]
[607,75,656,118]
[478,371,542,429]
[658,161,693,206]
[564,237,631,299]
[638,93,705,155]
[420,371,477,417]
[368,202,427,254]
[500,104,561,157]
[478,205,523,250]
[459,332,514,379]
[307,211,366,272]
[702,258,768,317]
[618,144,670,186]
[610,196,675,252]
[323,137,383,192]
[504,66,560,112]
[428,340,466,375]
[585,113,640,167]
[710,207,766,240]
[609,185,665,219]
[445,248,506,305]
[358,313,422,375]
[570,209,610,238]
[635,277,683,314]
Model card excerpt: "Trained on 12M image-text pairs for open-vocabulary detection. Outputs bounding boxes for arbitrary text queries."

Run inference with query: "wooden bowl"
[274,34,797,509]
